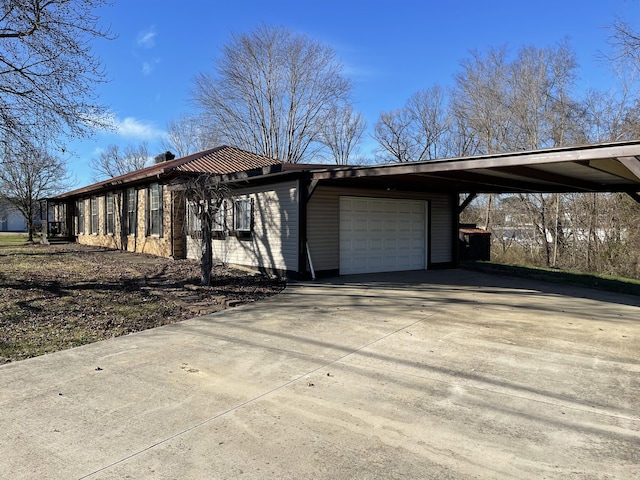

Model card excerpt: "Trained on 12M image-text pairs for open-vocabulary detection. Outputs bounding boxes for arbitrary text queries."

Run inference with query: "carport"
[312,140,640,195]
[302,140,640,275]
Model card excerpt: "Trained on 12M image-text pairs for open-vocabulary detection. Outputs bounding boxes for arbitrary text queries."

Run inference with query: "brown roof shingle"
[173,146,282,174]
[53,146,283,199]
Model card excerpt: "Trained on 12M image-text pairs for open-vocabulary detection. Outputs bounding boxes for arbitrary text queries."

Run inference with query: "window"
[76,200,85,234]
[187,201,201,235]
[126,188,137,235]
[90,196,99,234]
[105,192,115,235]
[234,198,252,234]
[147,183,162,236]
[213,200,226,232]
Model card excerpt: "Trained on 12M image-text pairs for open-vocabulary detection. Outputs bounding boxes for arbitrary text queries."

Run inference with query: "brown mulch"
[0,243,286,364]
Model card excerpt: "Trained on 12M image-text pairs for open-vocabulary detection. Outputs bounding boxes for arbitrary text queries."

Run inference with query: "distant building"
[0,199,28,232]
[459,224,491,261]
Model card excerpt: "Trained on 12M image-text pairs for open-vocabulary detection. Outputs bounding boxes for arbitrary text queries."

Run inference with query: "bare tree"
[374,109,415,162]
[406,86,451,160]
[161,115,220,157]
[0,0,112,147]
[318,104,366,165]
[0,141,71,241]
[607,19,640,65]
[90,143,151,180]
[181,174,230,286]
[191,24,352,163]
[374,86,451,163]
[451,46,513,156]
[506,41,581,150]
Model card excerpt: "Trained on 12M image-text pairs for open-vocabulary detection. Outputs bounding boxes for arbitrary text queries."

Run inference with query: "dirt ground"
[0,243,285,364]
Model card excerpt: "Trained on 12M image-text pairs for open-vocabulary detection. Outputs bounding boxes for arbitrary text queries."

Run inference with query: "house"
[0,199,29,232]
[44,146,282,258]
[46,141,640,279]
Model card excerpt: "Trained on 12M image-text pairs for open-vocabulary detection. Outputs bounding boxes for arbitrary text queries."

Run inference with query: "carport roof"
[298,140,640,194]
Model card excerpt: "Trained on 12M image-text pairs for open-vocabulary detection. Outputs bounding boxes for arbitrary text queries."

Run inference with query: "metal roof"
[302,141,640,194]
[53,146,283,199]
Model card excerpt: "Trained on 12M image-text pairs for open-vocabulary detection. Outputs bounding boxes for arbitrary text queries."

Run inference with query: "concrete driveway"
[1,270,638,479]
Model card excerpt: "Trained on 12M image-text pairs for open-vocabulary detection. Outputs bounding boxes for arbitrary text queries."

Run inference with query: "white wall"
[187,180,299,273]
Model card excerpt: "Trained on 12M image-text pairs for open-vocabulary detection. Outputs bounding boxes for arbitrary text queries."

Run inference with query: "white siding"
[308,186,454,271]
[187,180,299,273]
[306,186,340,271]
[430,195,453,263]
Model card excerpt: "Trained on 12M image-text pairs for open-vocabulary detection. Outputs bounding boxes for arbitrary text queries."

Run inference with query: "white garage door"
[340,196,426,275]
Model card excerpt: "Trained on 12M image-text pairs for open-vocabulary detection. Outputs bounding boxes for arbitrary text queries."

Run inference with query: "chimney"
[154,151,176,164]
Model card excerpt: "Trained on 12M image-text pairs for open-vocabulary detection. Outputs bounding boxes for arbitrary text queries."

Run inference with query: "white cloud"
[115,116,165,140]
[142,58,161,76]
[136,27,157,49]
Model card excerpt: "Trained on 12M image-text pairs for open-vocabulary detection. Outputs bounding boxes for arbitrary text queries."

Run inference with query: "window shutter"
[145,187,150,236]
[103,194,107,234]
[250,197,255,231]
[159,184,164,238]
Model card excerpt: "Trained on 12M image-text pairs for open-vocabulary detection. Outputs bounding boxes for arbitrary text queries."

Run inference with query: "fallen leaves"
[0,243,285,363]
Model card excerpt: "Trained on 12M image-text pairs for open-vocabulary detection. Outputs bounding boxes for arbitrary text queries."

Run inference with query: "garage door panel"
[340,196,426,275]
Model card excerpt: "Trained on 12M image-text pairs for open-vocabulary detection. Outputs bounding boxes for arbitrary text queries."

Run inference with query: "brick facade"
[75,184,179,258]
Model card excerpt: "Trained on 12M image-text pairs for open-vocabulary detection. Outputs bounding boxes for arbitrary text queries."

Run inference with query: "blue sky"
[66,0,640,186]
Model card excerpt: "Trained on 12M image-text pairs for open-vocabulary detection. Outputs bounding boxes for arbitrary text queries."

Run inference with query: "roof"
[53,140,640,202]
[53,146,283,199]
[173,146,282,175]
[303,140,640,194]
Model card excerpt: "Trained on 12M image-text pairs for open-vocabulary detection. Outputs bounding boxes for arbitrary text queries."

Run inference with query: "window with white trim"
[187,201,201,235]
[126,188,137,235]
[213,199,226,232]
[147,183,162,236]
[234,198,252,233]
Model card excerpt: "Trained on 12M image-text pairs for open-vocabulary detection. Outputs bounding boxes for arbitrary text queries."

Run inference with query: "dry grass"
[0,242,285,363]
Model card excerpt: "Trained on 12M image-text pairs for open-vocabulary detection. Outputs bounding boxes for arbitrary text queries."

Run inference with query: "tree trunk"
[26,202,34,243]
[200,213,213,286]
[484,194,493,230]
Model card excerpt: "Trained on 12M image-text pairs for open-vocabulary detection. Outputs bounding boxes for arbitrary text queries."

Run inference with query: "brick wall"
[75,183,174,258]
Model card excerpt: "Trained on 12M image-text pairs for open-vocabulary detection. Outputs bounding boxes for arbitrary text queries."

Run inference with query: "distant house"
[0,199,28,232]
[46,141,640,278]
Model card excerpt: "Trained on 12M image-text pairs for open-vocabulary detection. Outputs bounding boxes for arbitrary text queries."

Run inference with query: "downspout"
[306,243,316,280]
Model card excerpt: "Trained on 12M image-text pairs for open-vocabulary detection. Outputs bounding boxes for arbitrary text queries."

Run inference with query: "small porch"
[40,199,74,244]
